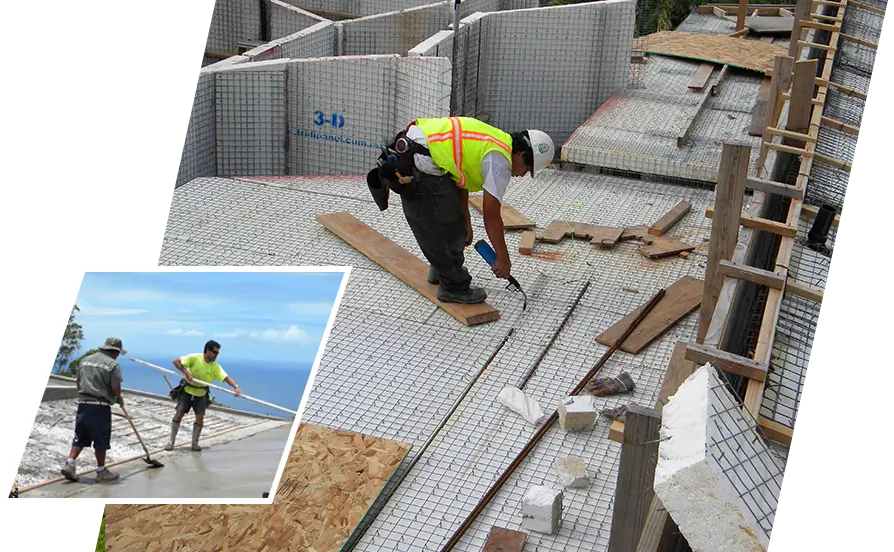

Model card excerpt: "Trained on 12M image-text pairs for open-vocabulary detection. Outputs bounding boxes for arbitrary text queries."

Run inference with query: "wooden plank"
[748,77,773,136]
[607,405,662,552]
[678,86,713,147]
[609,419,625,443]
[790,0,814,58]
[705,208,799,237]
[519,230,535,255]
[746,176,805,199]
[711,64,731,96]
[758,416,794,447]
[483,527,528,552]
[597,276,704,354]
[785,59,819,149]
[760,35,776,43]
[785,280,824,303]
[820,115,860,136]
[104,424,412,552]
[840,33,879,49]
[537,220,623,247]
[657,341,699,411]
[636,31,787,73]
[620,225,651,241]
[798,39,837,52]
[800,20,843,33]
[717,259,785,289]
[698,143,749,342]
[766,126,816,143]
[684,343,769,382]
[317,212,500,326]
[757,55,795,175]
[649,200,692,236]
[849,0,887,15]
[688,63,715,90]
[468,194,535,230]
[638,237,696,259]
[636,495,670,552]
[699,4,797,15]
[737,0,747,30]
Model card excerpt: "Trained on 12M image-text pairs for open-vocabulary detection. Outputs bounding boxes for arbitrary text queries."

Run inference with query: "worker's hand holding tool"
[185,372,195,383]
[492,256,512,279]
[234,385,243,397]
[116,395,124,407]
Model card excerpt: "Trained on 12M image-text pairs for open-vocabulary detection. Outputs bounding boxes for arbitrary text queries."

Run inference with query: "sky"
[63,271,346,365]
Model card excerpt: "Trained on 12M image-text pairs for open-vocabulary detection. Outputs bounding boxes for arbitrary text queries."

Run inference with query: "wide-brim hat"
[98,337,127,355]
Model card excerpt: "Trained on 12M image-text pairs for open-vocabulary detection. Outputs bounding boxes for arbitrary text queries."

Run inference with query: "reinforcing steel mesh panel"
[159,169,716,551]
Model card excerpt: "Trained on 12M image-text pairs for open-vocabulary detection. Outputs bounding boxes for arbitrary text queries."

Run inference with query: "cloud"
[249,325,310,344]
[286,302,335,317]
[213,329,245,338]
[80,306,148,316]
[167,329,204,336]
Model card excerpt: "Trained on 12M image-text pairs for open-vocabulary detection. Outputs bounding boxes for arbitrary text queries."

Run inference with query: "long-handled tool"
[130,358,297,416]
[118,404,164,469]
[474,239,528,310]
[440,287,666,551]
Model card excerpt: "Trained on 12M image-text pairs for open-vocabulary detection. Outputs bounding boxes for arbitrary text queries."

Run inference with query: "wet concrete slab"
[23,423,292,499]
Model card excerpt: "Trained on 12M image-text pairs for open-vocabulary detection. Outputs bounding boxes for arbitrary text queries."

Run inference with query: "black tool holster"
[367,130,431,211]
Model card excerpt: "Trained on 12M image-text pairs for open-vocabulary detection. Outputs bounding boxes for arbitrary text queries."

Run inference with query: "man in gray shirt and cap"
[61,337,126,483]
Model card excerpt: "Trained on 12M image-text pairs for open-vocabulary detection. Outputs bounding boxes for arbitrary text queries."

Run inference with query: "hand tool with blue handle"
[474,239,527,310]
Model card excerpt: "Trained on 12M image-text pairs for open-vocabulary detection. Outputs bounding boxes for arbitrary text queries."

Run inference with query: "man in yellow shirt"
[368,117,554,304]
[164,340,242,451]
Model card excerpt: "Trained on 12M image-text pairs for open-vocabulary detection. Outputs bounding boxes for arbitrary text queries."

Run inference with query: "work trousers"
[400,173,472,292]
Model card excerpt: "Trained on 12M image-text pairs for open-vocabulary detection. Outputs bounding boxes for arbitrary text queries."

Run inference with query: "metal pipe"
[516,280,591,390]
[342,326,515,551]
[440,288,667,551]
[130,358,297,415]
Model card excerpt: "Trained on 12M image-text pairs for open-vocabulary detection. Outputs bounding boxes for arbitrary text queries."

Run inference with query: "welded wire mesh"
[708,368,786,540]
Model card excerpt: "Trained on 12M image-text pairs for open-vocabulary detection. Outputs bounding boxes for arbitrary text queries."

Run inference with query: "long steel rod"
[516,280,591,389]
[342,327,515,551]
[450,0,461,115]
[130,358,296,415]
[440,288,667,551]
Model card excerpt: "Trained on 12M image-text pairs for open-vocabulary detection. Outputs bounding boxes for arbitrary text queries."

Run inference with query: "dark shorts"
[176,389,210,415]
[72,403,112,450]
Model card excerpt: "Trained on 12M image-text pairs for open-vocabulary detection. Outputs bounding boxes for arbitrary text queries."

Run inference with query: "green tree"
[54,305,84,375]
[59,347,100,378]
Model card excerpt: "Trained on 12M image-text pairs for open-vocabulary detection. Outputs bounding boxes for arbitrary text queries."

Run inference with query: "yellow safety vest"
[413,117,513,193]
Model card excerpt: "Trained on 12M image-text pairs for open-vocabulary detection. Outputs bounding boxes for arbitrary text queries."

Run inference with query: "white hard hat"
[526,129,554,177]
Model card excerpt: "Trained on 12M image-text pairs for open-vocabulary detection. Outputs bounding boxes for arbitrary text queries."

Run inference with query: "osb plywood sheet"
[634,31,787,73]
[105,424,412,552]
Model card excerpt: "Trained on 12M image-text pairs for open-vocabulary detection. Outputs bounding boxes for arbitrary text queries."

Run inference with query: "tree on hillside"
[54,305,85,375]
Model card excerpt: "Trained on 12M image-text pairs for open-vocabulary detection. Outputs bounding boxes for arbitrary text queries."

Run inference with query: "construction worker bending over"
[61,337,127,483]
[165,340,242,452]
[367,116,555,304]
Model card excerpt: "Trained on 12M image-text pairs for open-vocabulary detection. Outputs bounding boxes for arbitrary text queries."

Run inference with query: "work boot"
[164,419,180,451]
[191,423,203,452]
[95,468,120,483]
[427,266,440,285]
[437,285,487,304]
[60,461,78,482]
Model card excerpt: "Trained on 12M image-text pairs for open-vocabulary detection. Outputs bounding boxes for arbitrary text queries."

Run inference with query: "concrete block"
[554,455,589,488]
[521,485,562,534]
[655,364,779,551]
[557,395,598,431]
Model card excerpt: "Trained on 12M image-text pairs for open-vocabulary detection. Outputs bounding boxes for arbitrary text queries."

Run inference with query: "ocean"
[118,356,313,419]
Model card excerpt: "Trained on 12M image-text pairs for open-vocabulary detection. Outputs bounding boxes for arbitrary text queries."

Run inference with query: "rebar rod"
[440,288,666,551]
[342,327,515,551]
[515,280,591,390]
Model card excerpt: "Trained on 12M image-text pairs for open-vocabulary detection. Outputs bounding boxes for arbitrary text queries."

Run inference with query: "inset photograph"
[12,269,347,499]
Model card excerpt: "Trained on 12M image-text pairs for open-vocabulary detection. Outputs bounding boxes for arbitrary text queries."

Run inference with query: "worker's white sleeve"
[481,151,510,203]
[406,125,445,176]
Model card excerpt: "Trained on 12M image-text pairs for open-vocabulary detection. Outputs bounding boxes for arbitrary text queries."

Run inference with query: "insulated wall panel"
[288,56,396,175]
[206,0,264,55]
[268,0,327,40]
[340,2,451,56]
[215,67,288,176]
[175,73,216,188]
[248,21,337,60]
[476,5,602,145]
[394,57,452,126]
[285,0,433,17]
